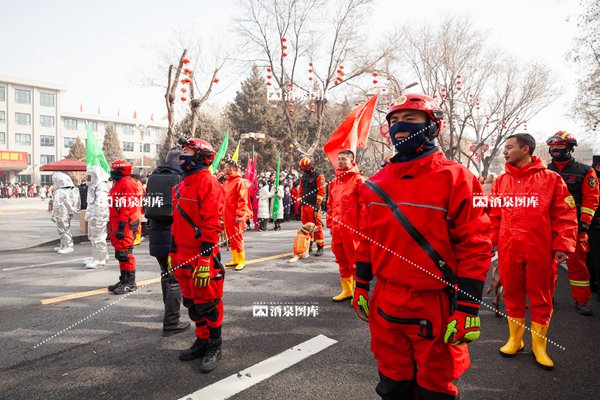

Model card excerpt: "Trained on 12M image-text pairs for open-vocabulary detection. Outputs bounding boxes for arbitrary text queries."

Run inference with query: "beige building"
[0,75,166,185]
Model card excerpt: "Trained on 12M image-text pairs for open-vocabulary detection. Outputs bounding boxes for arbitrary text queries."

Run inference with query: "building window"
[0,132,5,145]
[40,135,55,147]
[40,92,55,107]
[41,175,52,185]
[28,153,31,165]
[88,121,98,132]
[64,137,76,147]
[123,141,134,152]
[40,154,55,164]
[40,115,55,127]
[17,175,32,184]
[15,89,31,104]
[122,124,134,135]
[0,86,5,101]
[15,112,31,126]
[143,143,151,153]
[15,133,31,146]
[0,111,4,124]
[64,118,78,130]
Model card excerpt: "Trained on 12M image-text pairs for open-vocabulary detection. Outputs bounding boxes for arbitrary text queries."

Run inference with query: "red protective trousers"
[174,248,224,339]
[226,220,246,252]
[370,281,469,397]
[331,231,356,278]
[300,205,324,246]
[567,235,592,303]
[108,219,137,271]
[499,237,557,325]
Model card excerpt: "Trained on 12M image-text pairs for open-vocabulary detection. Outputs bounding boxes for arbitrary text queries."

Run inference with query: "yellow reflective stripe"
[569,280,590,287]
[316,196,324,201]
[581,207,595,216]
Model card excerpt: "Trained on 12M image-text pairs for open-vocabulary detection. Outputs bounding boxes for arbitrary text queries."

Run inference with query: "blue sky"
[0,0,589,144]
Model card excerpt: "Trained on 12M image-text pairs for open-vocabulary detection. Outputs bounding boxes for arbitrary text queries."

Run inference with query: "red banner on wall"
[0,151,28,170]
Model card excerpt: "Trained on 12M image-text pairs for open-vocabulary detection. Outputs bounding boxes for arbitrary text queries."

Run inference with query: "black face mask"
[549,147,572,162]
[110,170,124,181]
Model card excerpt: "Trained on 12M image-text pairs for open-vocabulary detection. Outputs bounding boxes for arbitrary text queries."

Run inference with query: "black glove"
[579,221,590,233]
[116,221,126,240]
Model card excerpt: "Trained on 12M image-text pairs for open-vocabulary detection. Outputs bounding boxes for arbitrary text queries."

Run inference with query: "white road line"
[179,334,338,400]
[2,258,86,271]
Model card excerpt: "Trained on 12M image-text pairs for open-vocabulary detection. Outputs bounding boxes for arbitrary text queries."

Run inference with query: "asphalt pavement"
[0,208,599,400]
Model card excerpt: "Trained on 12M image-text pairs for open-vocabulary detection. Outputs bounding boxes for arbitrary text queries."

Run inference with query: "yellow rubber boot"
[134,232,141,246]
[225,250,238,268]
[332,277,353,302]
[531,321,554,370]
[499,317,526,357]
[235,251,246,271]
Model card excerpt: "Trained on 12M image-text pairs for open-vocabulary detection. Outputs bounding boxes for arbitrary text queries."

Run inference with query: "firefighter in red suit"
[353,94,492,399]
[489,133,578,370]
[107,160,143,295]
[170,137,226,373]
[326,149,363,302]
[222,159,253,271]
[298,156,326,256]
[546,131,599,316]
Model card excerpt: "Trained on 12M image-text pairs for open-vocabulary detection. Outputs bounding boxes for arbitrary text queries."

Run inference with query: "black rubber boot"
[576,301,593,316]
[108,272,125,292]
[199,338,222,373]
[113,271,137,295]
[179,337,207,361]
[315,245,324,257]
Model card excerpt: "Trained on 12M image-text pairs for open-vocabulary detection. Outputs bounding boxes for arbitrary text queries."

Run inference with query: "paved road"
[0,220,599,399]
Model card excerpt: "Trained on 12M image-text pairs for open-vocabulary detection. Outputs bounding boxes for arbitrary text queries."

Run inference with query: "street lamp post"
[240,132,266,161]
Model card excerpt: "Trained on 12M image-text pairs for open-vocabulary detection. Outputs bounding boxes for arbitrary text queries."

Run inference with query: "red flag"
[150,113,154,122]
[133,111,137,119]
[117,108,120,117]
[98,106,101,115]
[323,94,379,167]
[80,103,83,113]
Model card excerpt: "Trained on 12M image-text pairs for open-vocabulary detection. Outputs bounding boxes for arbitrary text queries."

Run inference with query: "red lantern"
[308,77,313,81]
[387,76,391,81]
[213,78,220,83]
[266,67,272,72]
[181,88,187,93]
[282,45,287,50]
[181,97,187,101]
[339,65,344,69]
[373,79,378,84]
[372,72,378,77]
[289,102,294,107]
[281,37,287,42]
[182,58,190,64]
[310,109,315,113]
[267,75,272,79]
[184,68,192,75]
[287,83,293,88]
[282,52,288,57]
[266,82,272,86]
[308,69,313,73]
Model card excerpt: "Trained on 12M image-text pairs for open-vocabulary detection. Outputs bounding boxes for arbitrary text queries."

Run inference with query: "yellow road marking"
[41,278,161,305]
[40,245,331,305]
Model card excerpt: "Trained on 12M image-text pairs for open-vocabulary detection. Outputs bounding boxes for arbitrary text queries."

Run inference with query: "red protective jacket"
[489,157,578,253]
[326,165,363,232]
[171,168,225,261]
[356,151,492,297]
[109,176,142,224]
[223,170,253,224]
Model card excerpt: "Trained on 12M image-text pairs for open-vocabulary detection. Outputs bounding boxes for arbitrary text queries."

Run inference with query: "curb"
[0,235,89,253]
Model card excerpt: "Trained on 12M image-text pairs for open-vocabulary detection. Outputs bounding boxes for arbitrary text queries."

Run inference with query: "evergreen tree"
[102,122,124,163]
[66,136,86,161]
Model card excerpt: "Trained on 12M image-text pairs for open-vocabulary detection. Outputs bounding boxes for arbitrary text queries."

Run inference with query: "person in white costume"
[83,167,110,268]
[51,172,80,254]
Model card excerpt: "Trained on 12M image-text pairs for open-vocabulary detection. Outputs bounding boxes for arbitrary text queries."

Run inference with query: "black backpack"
[144,171,181,220]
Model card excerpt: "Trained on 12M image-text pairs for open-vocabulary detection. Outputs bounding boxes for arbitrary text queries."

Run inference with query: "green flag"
[86,124,109,173]
[210,132,229,174]
[272,154,281,221]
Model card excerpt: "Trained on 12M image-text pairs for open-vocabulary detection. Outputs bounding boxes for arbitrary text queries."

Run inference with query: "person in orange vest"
[326,149,363,302]
[490,133,578,370]
[107,160,143,295]
[222,159,253,271]
[547,131,599,316]
[298,156,326,256]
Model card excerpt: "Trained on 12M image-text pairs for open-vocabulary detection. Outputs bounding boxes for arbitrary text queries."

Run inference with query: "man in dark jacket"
[148,146,190,336]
